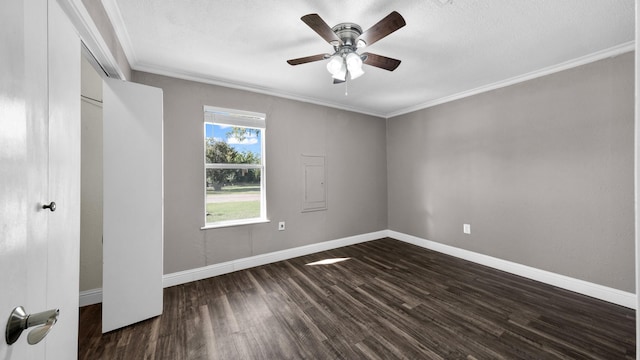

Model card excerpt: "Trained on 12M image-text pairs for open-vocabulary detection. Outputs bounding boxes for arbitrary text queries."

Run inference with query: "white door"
[0,0,47,358]
[102,78,164,333]
[0,0,80,359]
[45,0,81,356]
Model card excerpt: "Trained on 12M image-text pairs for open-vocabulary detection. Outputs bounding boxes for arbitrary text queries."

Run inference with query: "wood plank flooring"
[78,238,635,359]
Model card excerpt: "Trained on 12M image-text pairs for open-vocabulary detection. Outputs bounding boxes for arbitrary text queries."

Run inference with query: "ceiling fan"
[287,11,406,84]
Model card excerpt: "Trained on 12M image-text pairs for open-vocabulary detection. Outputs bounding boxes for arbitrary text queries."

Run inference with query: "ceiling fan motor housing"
[332,23,365,48]
[331,23,367,61]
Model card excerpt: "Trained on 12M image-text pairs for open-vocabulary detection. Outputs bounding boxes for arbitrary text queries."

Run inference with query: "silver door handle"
[5,306,59,345]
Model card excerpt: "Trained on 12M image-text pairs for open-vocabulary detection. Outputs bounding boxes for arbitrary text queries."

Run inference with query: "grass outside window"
[206,184,261,223]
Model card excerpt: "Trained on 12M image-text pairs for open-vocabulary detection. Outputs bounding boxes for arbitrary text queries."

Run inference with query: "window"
[203,106,266,227]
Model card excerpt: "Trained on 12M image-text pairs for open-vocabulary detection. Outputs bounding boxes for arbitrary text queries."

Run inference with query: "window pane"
[206,168,261,223]
[205,123,261,164]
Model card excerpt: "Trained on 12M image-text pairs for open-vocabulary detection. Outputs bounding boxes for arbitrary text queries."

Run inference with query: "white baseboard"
[79,288,103,307]
[162,230,387,288]
[80,231,385,307]
[388,230,636,309]
[79,229,636,310]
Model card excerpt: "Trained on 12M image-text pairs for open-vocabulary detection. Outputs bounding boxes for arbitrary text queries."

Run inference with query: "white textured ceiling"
[102,0,634,117]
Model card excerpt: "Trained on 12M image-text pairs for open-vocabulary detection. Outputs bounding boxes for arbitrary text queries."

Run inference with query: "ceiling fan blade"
[362,53,402,71]
[358,11,406,47]
[287,54,329,66]
[301,14,343,45]
[333,78,345,84]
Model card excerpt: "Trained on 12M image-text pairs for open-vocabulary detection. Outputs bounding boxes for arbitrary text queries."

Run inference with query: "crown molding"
[133,41,634,120]
[58,0,126,79]
[101,0,138,65]
[133,62,387,118]
[385,41,636,118]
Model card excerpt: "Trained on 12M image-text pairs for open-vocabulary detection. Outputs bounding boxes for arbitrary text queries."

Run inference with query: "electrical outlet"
[463,224,471,234]
[278,221,286,231]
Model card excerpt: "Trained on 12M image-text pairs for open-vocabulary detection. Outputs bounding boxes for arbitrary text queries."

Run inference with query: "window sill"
[201,218,270,230]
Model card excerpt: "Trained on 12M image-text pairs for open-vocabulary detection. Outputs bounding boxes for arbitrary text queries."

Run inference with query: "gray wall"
[387,53,635,292]
[132,72,388,274]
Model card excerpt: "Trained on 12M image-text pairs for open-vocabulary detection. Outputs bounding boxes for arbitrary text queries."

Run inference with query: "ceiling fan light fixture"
[326,55,344,75]
[346,52,364,79]
[349,66,364,80]
[288,12,406,84]
[332,61,347,81]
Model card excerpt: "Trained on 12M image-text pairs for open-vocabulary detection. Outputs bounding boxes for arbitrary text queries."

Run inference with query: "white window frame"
[201,106,267,229]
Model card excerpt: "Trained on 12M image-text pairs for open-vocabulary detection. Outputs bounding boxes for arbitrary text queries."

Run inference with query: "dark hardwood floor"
[78,238,635,359]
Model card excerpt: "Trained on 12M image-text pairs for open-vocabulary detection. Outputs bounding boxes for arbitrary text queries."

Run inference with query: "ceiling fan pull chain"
[345,78,348,96]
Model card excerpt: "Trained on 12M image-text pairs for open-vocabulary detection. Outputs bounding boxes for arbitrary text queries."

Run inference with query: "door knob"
[42,202,56,212]
[5,306,59,345]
